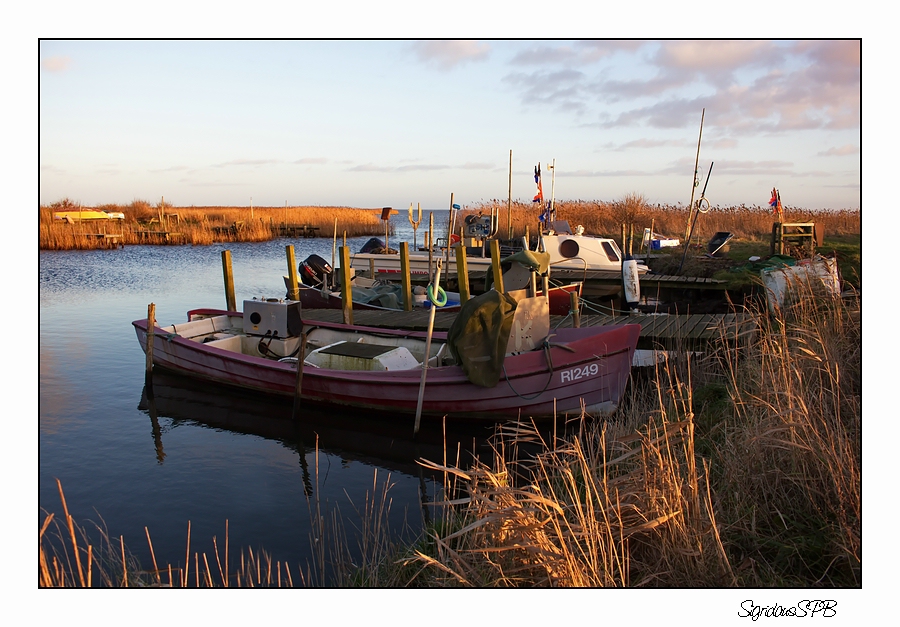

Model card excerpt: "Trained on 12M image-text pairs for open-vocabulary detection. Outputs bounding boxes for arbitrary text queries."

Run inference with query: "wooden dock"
[137,230,183,243]
[298,308,756,348]
[376,268,728,300]
[276,224,320,238]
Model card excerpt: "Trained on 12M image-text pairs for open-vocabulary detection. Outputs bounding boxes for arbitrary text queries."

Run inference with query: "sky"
[38,39,860,211]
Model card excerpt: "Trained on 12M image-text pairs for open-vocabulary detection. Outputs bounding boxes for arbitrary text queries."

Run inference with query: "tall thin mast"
[549,159,556,223]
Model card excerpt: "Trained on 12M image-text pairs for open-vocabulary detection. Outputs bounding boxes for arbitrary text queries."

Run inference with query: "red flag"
[769,188,783,218]
[533,164,543,204]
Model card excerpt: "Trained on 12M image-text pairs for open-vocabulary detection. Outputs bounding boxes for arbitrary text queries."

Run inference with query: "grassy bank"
[40,280,861,587]
[39,199,388,250]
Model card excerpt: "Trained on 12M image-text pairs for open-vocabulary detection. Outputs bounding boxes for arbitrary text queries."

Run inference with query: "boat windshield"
[602,241,621,263]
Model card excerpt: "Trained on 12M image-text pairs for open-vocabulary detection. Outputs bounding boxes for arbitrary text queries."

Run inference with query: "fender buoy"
[622,258,641,308]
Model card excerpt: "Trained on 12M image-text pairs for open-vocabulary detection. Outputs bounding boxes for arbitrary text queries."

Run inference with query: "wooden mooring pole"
[292,332,307,420]
[400,242,413,311]
[340,245,353,325]
[286,245,300,301]
[570,291,581,328]
[145,303,156,391]
[489,239,505,293]
[455,242,470,304]
[222,250,236,311]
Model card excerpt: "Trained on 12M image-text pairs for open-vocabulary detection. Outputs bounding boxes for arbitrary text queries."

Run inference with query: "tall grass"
[469,198,860,246]
[39,282,860,587]
[38,199,388,250]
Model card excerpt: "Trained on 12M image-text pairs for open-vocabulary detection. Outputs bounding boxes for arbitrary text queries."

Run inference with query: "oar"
[414,258,443,435]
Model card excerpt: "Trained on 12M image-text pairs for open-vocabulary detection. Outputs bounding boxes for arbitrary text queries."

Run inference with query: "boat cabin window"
[559,239,580,258]
[550,220,572,234]
[602,241,621,262]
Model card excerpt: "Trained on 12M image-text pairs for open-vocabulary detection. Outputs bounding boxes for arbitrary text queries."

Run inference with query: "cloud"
[510,41,646,66]
[601,138,691,151]
[818,145,859,157]
[213,159,282,167]
[293,157,328,164]
[149,165,191,173]
[347,162,492,173]
[412,40,490,70]
[41,164,66,175]
[503,69,588,114]
[503,40,859,136]
[41,56,72,73]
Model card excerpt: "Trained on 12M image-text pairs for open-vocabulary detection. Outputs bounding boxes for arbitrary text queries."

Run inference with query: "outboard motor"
[298,254,333,287]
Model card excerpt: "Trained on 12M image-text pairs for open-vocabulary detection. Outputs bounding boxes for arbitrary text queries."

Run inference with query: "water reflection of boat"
[137,370,496,481]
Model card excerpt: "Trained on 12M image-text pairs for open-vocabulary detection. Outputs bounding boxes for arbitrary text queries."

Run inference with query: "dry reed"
[39,280,860,587]
[39,199,388,250]
[467,198,860,247]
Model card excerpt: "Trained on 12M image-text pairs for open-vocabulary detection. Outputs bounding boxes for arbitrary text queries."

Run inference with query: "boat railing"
[549,257,588,284]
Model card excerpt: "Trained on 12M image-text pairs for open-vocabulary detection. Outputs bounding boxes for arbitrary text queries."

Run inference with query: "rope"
[502,339,555,400]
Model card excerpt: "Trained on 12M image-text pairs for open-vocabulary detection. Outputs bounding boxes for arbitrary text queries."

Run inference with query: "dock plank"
[298,307,757,345]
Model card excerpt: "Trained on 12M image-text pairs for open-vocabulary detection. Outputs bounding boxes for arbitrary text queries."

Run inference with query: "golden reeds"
[466,198,860,245]
[38,200,387,250]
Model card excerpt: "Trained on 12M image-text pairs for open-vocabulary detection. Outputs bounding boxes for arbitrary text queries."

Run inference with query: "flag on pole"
[533,164,543,204]
[769,187,783,219]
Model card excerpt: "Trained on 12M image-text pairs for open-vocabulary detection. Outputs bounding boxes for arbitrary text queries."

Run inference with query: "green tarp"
[447,290,518,388]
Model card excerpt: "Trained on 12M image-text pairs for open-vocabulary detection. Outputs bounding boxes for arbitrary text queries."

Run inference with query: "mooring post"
[292,332,307,420]
[454,243,470,304]
[489,239,505,293]
[570,291,581,328]
[222,250,236,311]
[339,245,353,325]
[286,245,300,301]
[145,302,156,391]
[400,242,413,311]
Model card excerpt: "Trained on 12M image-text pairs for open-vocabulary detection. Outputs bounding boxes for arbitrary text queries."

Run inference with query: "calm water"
[38,210,498,583]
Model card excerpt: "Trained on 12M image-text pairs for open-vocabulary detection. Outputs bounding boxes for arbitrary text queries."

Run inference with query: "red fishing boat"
[133,294,639,422]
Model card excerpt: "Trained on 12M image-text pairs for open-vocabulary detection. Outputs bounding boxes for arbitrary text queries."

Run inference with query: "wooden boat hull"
[133,310,639,421]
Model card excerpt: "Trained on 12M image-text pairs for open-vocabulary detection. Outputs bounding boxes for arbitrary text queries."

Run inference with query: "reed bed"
[467,196,860,247]
[39,199,387,250]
